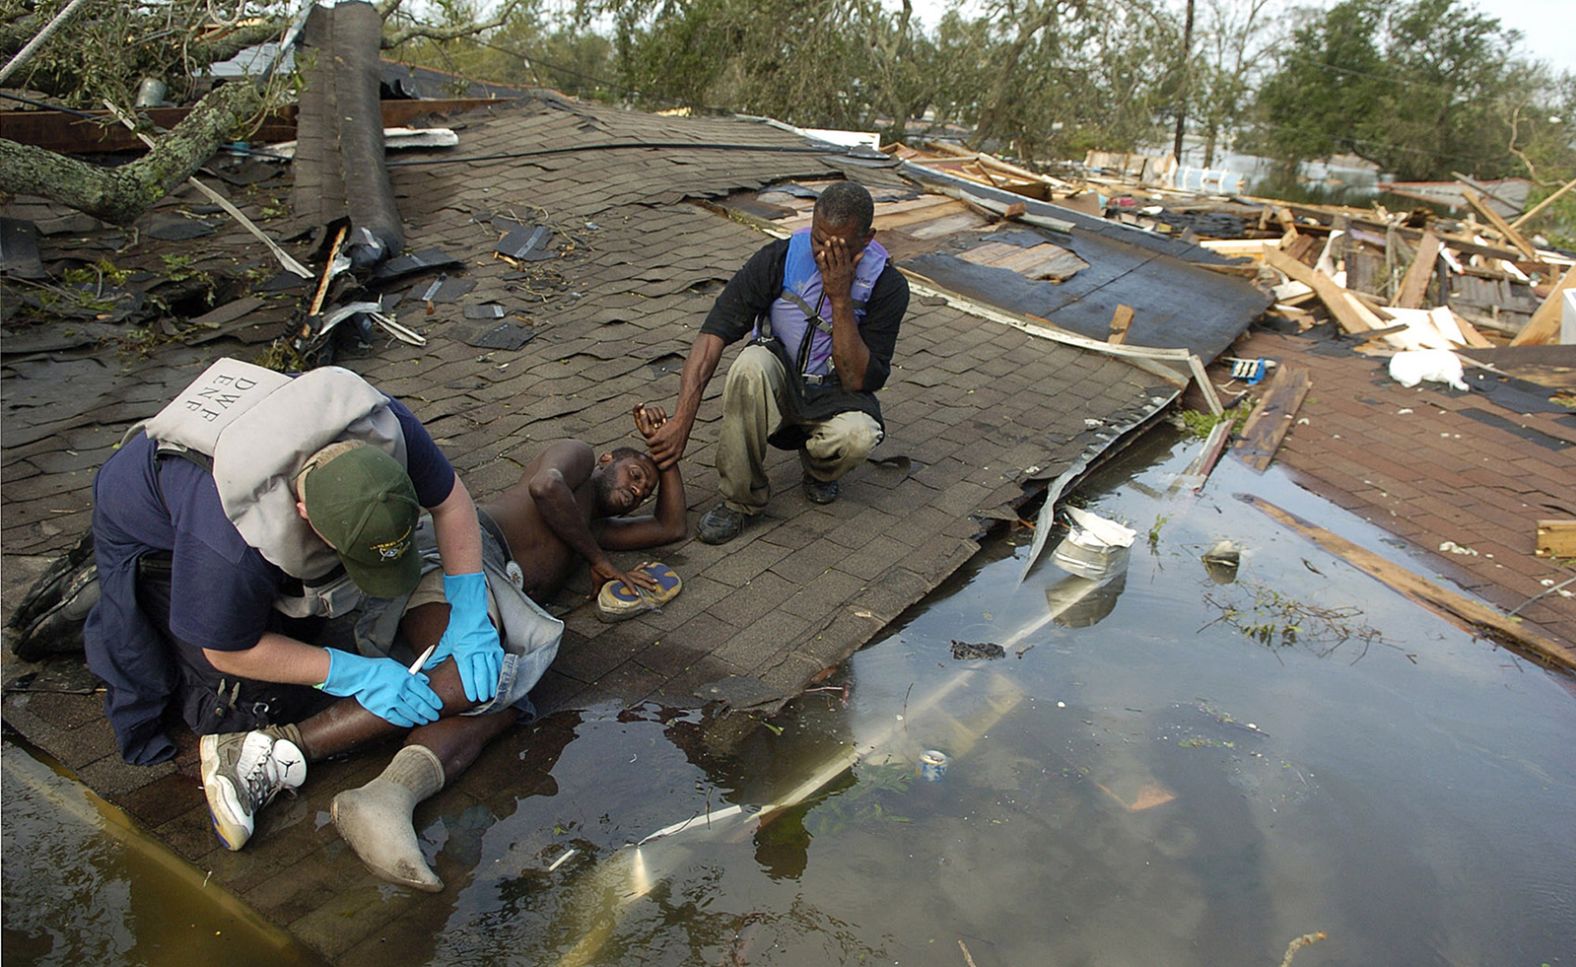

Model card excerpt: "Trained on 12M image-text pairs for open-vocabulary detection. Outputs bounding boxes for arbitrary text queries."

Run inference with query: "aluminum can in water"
[918,749,948,782]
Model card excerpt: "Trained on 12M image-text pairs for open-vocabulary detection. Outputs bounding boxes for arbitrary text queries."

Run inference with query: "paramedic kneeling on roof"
[646,180,909,544]
[85,357,503,767]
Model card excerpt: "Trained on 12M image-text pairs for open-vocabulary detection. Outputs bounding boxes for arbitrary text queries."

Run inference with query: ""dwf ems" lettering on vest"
[182,372,263,422]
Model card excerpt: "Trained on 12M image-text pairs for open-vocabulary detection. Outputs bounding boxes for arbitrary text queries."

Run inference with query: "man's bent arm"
[429,475,485,576]
[598,460,687,550]
[650,332,724,469]
[204,632,331,685]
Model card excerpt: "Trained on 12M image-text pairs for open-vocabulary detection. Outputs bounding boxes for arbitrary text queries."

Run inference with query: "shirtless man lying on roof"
[202,406,685,890]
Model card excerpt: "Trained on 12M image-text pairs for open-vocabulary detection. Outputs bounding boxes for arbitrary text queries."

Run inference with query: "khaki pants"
[717,345,883,514]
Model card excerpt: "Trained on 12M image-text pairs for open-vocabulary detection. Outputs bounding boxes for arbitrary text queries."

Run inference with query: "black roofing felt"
[905,227,1271,362]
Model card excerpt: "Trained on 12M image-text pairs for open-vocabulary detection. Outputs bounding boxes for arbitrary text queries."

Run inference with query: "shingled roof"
[2,93,1242,956]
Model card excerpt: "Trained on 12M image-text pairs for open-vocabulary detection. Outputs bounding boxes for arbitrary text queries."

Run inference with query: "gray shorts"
[354,511,563,717]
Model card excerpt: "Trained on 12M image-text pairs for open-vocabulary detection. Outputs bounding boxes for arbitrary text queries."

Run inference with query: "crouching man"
[83,355,502,763]
[205,405,686,890]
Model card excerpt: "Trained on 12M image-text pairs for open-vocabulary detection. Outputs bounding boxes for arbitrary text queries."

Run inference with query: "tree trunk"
[0,82,263,224]
[973,1,1061,148]
[1171,0,1195,162]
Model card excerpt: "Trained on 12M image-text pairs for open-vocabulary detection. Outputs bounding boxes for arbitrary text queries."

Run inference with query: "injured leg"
[331,712,514,891]
[331,599,517,889]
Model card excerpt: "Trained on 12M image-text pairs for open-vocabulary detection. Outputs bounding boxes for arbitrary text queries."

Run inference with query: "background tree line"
[394,0,1574,223]
[3,0,1573,234]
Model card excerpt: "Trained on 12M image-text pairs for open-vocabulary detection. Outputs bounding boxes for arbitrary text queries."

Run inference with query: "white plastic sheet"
[1388,349,1469,391]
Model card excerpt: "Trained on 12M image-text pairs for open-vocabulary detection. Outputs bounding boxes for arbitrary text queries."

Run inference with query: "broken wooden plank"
[1349,290,1396,321]
[1232,364,1311,472]
[1241,495,1576,671]
[1107,304,1135,345]
[1509,265,1576,346]
[1263,245,1375,334]
[1396,230,1442,309]
[1201,238,1276,258]
[1196,261,1260,279]
[1510,176,1576,230]
[1447,309,1495,349]
[1352,323,1410,344]
[1536,520,1576,558]
[1463,189,1538,260]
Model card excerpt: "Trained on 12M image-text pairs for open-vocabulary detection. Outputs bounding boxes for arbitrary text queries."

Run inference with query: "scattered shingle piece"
[0,218,45,278]
[144,214,215,241]
[461,321,535,351]
[412,274,475,303]
[370,247,462,283]
[463,303,507,320]
[495,222,557,261]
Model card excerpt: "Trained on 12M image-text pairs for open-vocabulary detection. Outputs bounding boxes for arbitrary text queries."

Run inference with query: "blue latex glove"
[318,650,442,729]
[429,571,503,704]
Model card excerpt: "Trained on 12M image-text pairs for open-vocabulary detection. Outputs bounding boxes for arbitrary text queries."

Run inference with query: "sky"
[897,0,1576,77]
[1480,0,1576,76]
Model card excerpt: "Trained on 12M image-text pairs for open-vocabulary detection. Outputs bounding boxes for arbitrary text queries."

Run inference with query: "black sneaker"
[803,475,840,505]
[697,504,746,544]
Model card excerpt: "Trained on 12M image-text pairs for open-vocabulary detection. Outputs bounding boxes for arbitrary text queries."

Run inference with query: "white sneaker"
[200,731,307,850]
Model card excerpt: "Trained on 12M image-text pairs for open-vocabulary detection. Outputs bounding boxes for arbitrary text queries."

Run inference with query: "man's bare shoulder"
[524,439,595,475]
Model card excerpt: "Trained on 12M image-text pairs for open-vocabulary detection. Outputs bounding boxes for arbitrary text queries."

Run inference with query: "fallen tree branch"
[0,81,262,224]
[381,0,525,47]
[0,0,93,85]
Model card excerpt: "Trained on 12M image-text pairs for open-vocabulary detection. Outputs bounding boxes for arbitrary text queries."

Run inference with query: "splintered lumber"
[1108,304,1135,344]
[1352,323,1410,344]
[1232,364,1311,471]
[1463,189,1538,260]
[1197,261,1261,279]
[1511,176,1576,230]
[1349,290,1396,321]
[1396,230,1442,309]
[1536,520,1576,558]
[1447,310,1495,349]
[1241,495,1576,671]
[1263,246,1375,334]
[1510,265,1576,346]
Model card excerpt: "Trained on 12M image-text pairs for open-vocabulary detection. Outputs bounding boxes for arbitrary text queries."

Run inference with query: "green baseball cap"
[299,444,422,598]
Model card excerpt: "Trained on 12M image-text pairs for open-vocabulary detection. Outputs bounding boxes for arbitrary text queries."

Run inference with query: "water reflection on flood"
[1,739,319,966]
[9,426,1576,966]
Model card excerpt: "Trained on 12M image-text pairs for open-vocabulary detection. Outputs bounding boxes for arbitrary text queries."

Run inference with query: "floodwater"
[1,739,318,965]
[6,426,1575,966]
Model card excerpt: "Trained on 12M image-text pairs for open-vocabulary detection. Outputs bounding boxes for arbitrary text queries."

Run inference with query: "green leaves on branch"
[1247,0,1571,183]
